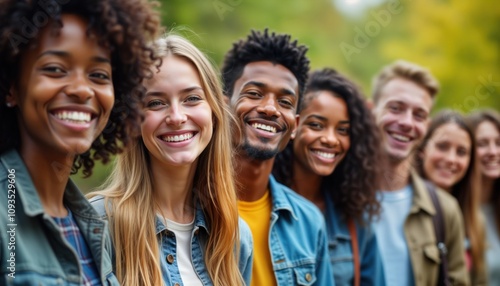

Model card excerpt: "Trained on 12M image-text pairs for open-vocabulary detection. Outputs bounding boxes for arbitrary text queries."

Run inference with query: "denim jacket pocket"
[293,264,317,286]
[423,243,441,264]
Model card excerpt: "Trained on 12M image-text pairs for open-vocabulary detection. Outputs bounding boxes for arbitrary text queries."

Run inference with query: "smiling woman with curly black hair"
[0,0,160,284]
[273,68,385,286]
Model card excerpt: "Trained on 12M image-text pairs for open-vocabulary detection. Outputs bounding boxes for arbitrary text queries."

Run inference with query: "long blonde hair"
[89,34,242,286]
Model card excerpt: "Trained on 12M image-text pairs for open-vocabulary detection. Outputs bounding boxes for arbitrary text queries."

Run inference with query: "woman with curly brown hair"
[273,68,385,286]
[0,0,159,284]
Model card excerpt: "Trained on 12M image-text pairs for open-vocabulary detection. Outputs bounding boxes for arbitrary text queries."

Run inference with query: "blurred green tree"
[74,0,499,193]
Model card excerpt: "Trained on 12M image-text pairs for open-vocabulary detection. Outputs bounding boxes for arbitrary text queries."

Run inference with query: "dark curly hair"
[221,28,310,107]
[273,68,382,223]
[0,0,160,177]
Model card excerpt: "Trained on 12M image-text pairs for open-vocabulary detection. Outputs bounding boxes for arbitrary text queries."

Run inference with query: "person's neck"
[20,144,73,217]
[235,152,274,202]
[150,158,196,224]
[379,158,412,191]
[481,175,495,204]
[292,163,324,211]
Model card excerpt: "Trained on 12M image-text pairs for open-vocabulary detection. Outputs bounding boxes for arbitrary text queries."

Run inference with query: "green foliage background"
[74,0,500,193]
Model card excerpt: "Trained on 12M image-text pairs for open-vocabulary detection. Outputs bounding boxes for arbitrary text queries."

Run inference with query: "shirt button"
[174,283,180,286]
[305,273,312,282]
[93,228,101,234]
[166,254,175,264]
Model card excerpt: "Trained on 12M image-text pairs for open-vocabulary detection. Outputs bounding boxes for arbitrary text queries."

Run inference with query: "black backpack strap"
[424,180,450,286]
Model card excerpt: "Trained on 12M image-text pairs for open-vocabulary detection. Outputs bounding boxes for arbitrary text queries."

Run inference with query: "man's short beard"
[241,142,278,161]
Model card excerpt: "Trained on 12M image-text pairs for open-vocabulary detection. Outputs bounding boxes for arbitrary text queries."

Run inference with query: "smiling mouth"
[160,132,195,142]
[438,168,457,176]
[389,132,411,142]
[251,123,277,133]
[312,150,337,159]
[53,110,93,124]
[483,161,500,168]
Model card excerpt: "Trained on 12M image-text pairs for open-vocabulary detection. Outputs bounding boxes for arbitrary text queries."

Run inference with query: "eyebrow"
[145,86,203,97]
[243,81,296,97]
[37,50,111,64]
[306,114,350,124]
[307,114,327,121]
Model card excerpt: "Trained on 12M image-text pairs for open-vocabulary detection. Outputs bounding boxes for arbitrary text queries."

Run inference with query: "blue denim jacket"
[0,149,119,285]
[324,194,385,286]
[91,196,253,286]
[267,176,334,286]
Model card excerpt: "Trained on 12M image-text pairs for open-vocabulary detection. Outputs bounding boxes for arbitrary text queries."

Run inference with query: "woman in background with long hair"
[468,109,500,284]
[416,109,487,285]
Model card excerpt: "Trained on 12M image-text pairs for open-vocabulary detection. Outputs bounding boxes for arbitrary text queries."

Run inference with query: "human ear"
[5,86,18,108]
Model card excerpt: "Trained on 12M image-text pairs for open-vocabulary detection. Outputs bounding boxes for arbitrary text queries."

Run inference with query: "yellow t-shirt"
[238,191,277,286]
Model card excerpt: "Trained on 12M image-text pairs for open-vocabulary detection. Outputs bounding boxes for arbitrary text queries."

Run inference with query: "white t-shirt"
[373,185,415,286]
[167,219,203,286]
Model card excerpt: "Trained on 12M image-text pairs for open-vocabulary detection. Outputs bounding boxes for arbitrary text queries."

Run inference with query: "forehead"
[302,91,348,118]
[235,61,299,92]
[145,55,200,87]
[21,14,109,64]
[476,120,500,138]
[431,123,471,144]
[377,77,433,112]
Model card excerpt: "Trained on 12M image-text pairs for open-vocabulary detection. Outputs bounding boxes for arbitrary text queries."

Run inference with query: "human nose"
[257,95,280,118]
[320,128,339,147]
[443,150,459,164]
[398,110,414,130]
[165,103,187,126]
[65,72,94,101]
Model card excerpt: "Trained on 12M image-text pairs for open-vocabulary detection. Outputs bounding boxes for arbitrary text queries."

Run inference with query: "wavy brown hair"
[416,109,486,278]
[89,34,243,286]
[273,68,382,223]
[0,0,160,176]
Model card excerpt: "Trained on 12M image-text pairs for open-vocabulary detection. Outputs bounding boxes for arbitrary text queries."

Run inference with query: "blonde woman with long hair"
[88,34,252,286]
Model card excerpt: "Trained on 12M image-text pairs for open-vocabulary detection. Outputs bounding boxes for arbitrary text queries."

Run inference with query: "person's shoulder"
[270,177,324,222]
[435,188,461,216]
[88,195,108,218]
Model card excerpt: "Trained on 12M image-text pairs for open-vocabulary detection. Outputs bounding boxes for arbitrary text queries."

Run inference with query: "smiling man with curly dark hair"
[222,29,334,286]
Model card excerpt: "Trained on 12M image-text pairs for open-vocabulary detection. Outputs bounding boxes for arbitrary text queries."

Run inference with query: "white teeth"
[391,133,410,142]
[313,150,336,159]
[161,133,194,142]
[484,161,499,167]
[55,111,91,123]
[251,123,277,133]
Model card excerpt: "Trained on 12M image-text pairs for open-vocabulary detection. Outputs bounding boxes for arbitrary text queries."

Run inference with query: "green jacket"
[0,149,119,285]
[406,171,469,286]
